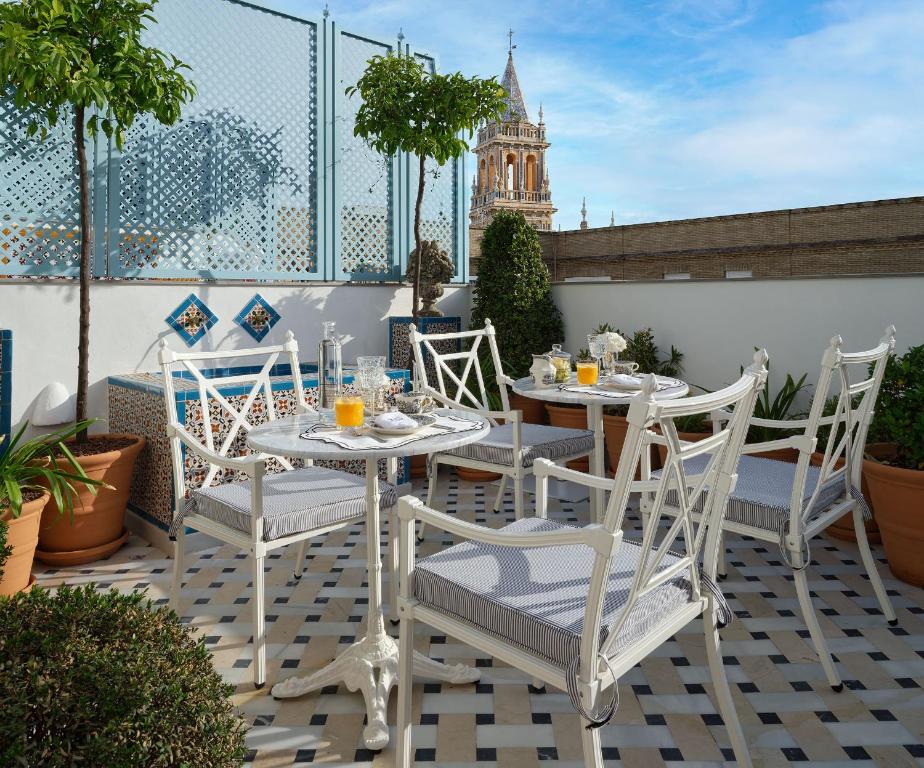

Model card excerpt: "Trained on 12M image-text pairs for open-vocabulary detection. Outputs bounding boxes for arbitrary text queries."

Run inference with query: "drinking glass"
[587,334,607,378]
[356,355,387,418]
[335,396,365,428]
[576,359,599,385]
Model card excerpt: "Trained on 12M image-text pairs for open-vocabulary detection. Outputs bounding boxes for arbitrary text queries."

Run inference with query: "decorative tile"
[166,294,218,347]
[388,316,462,384]
[234,294,281,342]
[0,329,10,451]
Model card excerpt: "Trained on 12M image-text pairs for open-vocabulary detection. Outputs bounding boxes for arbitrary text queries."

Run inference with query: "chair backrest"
[577,351,766,667]
[408,319,510,421]
[157,330,309,500]
[791,326,895,526]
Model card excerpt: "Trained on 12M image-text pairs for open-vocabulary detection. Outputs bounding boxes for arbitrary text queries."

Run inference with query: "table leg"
[271,457,478,751]
[588,402,606,523]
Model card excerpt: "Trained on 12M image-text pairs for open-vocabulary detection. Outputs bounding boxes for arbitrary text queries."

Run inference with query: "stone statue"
[406,240,455,316]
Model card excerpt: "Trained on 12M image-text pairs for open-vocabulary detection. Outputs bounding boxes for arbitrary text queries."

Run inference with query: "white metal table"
[511,375,689,521]
[247,410,490,751]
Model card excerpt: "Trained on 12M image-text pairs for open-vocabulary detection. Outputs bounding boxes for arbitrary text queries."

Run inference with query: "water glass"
[587,334,607,376]
[356,355,386,417]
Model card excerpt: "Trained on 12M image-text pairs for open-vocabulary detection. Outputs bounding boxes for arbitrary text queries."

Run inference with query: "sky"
[276,0,924,230]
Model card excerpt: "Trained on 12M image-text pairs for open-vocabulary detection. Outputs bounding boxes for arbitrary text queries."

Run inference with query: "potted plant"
[862,344,924,586]
[0,421,102,594]
[0,584,247,765]
[0,0,194,561]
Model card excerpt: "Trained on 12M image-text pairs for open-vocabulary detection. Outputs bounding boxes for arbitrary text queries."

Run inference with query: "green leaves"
[0,0,196,145]
[868,344,924,470]
[347,52,506,164]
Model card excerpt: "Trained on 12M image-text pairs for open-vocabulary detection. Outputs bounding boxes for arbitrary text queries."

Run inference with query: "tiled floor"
[36,476,924,767]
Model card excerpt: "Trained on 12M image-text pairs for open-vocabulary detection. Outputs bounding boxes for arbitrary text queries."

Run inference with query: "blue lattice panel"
[108,365,410,531]
[111,0,319,280]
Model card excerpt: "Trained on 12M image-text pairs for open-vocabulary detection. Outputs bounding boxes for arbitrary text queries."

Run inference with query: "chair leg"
[793,565,842,690]
[388,506,399,625]
[491,474,508,513]
[170,527,185,613]
[853,506,896,624]
[704,608,752,767]
[292,540,308,580]
[717,531,728,580]
[252,555,267,689]
[418,458,440,542]
[513,474,524,521]
[396,614,415,768]
[580,717,603,768]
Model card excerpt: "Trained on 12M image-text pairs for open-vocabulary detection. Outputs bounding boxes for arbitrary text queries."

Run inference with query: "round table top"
[512,375,689,406]
[246,409,491,461]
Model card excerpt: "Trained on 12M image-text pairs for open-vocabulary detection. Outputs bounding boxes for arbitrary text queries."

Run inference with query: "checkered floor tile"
[35,476,924,767]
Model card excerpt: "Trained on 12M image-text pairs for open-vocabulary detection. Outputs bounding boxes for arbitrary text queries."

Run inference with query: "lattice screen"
[112,0,318,279]
[337,33,394,277]
[0,100,84,276]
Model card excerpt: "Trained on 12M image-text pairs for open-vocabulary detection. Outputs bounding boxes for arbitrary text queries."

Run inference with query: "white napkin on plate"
[610,374,642,390]
[374,411,417,430]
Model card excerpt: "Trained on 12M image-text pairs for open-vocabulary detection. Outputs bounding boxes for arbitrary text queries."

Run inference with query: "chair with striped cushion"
[158,333,396,689]
[650,328,897,692]
[408,319,594,523]
[395,354,768,768]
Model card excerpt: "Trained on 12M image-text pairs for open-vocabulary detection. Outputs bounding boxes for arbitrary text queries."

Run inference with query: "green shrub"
[868,344,924,470]
[472,211,564,378]
[0,585,247,767]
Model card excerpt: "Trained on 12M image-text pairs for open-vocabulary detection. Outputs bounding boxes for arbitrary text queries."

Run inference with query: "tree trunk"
[412,153,426,319]
[74,106,91,443]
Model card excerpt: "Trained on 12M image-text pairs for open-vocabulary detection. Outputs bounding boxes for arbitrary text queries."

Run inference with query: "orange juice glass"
[576,361,599,385]
[335,396,365,428]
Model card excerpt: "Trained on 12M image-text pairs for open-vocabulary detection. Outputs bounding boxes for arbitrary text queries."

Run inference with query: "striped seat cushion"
[441,423,594,468]
[171,467,396,542]
[657,454,855,532]
[413,518,694,668]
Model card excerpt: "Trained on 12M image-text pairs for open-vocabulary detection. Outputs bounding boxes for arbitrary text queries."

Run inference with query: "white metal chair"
[395,353,768,768]
[408,319,594,522]
[654,327,897,691]
[158,332,396,689]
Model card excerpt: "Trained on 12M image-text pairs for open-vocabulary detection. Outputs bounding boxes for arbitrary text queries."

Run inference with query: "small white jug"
[530,354,557,389]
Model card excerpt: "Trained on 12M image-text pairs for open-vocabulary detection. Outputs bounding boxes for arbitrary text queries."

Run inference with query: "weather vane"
[508,28,516,53]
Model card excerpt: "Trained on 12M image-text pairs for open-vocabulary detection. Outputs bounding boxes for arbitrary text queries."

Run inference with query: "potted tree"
[0,0,194,563]
[0,585,246,764]
[0,421,102,595]
[862,344,924,586]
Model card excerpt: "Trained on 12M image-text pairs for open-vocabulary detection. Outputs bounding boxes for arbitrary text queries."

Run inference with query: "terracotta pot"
[546,404,590,471]
[455,466,502,482]
[36,434,145,566]
[751,447,800,463]
[864,456,924,587]
[0,492,49,596]
[409,454,428,479]
[509,392,546,425]
[820,444,893,544]
[656,430,712,466]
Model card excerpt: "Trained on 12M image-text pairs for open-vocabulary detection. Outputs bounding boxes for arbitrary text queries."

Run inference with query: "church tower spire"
[469,33,556,232]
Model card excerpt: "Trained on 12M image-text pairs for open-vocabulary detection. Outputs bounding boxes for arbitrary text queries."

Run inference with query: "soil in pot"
[36,434,145,566]
[1,491,49,596]
[822,443,892,544]
[546,404,590,471]
[510,392,547,425]
[864,457,924,588]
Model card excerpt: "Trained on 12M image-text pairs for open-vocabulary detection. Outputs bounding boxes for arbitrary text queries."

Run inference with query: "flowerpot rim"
[864,457,924,485]
[56,433,146,468]
[1,490,51,522]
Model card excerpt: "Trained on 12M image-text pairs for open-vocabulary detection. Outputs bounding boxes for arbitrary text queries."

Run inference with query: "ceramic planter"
[510,392,547,425]
[546,404,589,471]
[655,429,712,466]
[864,456,924,587]
[36,433,145,566]
[0,492,48,595]
[455,466,503,482]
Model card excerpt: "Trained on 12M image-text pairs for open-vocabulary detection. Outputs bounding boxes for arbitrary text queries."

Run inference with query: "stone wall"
[471,197,924,281]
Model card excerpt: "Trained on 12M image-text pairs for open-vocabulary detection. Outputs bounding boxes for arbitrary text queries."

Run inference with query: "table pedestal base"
[271,630,479,750]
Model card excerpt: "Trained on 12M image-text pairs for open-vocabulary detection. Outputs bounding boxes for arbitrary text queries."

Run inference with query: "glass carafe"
[318,321,343,422]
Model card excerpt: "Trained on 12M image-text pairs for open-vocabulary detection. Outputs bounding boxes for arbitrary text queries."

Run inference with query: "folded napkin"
[374,411,417,430]
[609,374,642,390]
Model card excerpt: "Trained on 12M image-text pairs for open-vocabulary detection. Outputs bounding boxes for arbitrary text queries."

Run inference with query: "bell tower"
[469,32,556,231]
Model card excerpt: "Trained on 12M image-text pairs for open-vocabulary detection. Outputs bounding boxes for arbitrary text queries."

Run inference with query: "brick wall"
[470,197,924,281]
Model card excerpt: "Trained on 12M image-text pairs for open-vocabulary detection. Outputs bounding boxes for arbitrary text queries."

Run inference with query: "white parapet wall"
[552,275,924,394]
[1,280,472,431]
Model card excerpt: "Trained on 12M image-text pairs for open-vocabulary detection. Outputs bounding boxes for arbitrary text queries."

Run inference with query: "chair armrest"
[497,374,517,388]
[533,457,614,492]
[740,435,813,455]
[167,424,264,473]
[398,495,618,555]
[749,416,810,429]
